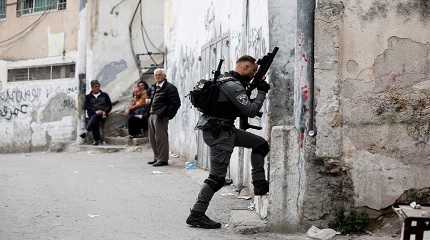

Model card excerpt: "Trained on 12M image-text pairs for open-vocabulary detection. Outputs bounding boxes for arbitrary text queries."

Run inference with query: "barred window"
[8,63,75,82]
[16,0,66,16]
[200,34,230,80]
[0,0,6,19]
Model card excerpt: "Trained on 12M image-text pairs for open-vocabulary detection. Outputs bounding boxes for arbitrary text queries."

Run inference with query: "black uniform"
[189,71,270,216]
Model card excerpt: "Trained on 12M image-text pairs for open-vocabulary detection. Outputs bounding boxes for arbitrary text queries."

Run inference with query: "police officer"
[186,55,271,229]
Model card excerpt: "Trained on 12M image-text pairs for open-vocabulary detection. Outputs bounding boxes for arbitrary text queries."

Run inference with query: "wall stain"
[96,59,128,85]
[361,1,388,21]
[41,93,76,122]
[397,0,430,22]
[317,0,345,19]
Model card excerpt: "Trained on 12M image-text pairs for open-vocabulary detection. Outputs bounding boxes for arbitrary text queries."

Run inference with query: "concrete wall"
[0,56,78,153]
[164,0,272,189]
[315,0,430,211]
[84,0,164,104]
[268,0,430,232]
[0,0,79,152]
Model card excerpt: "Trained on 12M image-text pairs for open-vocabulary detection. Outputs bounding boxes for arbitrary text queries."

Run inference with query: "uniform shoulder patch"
[236,93,249,105]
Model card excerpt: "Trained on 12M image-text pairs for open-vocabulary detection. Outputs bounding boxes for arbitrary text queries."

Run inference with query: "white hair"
[154,68,166,76]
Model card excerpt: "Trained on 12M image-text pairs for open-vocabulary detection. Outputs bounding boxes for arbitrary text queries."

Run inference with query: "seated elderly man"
[128,81,149,138]
[80,80,112,145]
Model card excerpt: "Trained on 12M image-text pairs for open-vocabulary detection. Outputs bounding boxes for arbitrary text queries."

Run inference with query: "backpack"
[189,78,229,115]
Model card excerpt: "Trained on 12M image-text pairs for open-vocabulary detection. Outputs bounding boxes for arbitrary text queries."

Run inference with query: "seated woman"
[128,81,149,138]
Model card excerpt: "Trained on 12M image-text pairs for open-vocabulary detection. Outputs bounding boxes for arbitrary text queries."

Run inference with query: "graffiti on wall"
[0,104,29,120]
[248,27,267,59]
[177,46,197,81]
[42,93,76,122]
[231,31,242,62]
[0,86,77,121]
[204,2,216,31]
[0,87,41,121]
[0,87,42,104]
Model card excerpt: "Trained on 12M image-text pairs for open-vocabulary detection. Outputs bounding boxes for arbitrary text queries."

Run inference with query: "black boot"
[253,180,269,195]
[186,210,221,229]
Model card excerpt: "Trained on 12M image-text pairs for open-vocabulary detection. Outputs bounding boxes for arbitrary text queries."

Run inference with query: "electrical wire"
[141,19,163,52]
[110,0,131,15]
[129,0,142,72]
[0,10,48,46]
[139,0,160,66]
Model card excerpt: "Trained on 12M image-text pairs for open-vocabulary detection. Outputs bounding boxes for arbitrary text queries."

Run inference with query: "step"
[66,143,128,153]
[104,136,149,146]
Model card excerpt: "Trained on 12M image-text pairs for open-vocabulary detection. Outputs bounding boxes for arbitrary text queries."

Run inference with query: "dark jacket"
[84,91,112,117]
[195,71,266,130]
[149,80,181,119]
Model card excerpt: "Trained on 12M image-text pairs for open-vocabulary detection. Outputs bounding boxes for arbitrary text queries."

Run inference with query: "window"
[16,0,66,16]
[0,0,6,19]
[8,63,75,82]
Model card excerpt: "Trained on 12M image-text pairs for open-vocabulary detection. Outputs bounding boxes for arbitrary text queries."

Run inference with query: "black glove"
[256,81,270,93]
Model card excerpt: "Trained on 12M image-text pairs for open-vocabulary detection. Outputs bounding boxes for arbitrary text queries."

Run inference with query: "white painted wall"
[165,0,270,189]
[84,0,164,101]
[0,56,78,152]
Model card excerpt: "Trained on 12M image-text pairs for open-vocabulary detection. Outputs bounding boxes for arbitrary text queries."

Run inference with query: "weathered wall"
[315,0,430,212]
[164,0,271,189]
[267,0,299,232]
[0,0,79,60]
[0,57,78,153]
[82,0,164,103]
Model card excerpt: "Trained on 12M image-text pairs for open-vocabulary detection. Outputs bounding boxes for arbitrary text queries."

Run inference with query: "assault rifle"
[240,47,279,130]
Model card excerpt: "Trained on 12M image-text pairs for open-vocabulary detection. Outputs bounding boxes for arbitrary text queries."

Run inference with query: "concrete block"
[269,125,303,232]
[254,195,269,219]
[229,209,268,234]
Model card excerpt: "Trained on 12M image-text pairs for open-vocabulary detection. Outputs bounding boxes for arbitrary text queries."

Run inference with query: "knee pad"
[253,141,270,156]
[204,174,225,192]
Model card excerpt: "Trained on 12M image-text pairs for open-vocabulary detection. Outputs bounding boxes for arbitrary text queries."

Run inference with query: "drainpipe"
[77,0,88,143]
[297,0,316,137]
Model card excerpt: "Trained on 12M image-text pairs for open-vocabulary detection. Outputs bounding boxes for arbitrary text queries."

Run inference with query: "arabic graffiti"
[0,88,42,104]
[0,104,29,120]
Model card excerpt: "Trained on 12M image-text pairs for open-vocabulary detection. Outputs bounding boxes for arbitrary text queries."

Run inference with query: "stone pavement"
[0,149,397,240]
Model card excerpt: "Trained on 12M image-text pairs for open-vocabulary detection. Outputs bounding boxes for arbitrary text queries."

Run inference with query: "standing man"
[80,80,112,145]
[146,69,181,167]
[186,56,271,229]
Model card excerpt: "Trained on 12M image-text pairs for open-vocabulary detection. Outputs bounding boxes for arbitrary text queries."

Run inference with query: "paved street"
[0,149,398,240]
[0,149,304,240]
